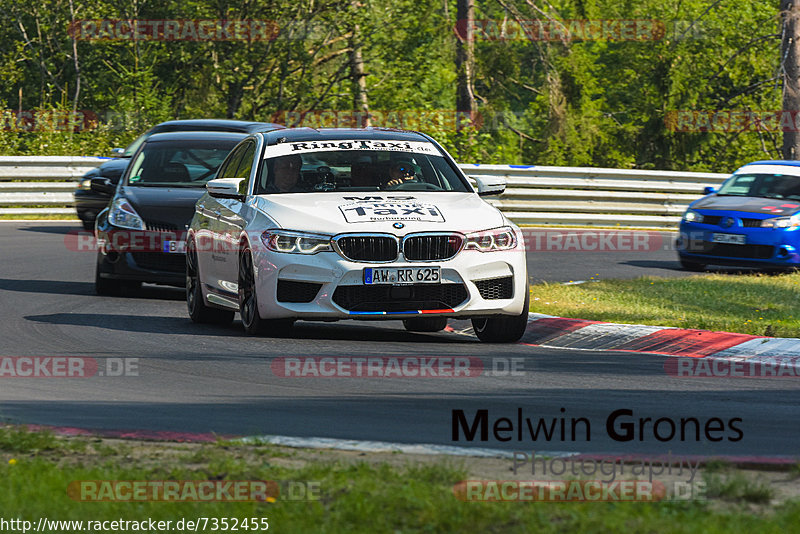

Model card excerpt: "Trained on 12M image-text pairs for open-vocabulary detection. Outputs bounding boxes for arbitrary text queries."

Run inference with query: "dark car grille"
[474,276,514,300]
[701,215,722,225]
[335,236,398,262]
[403,234,463,261]
[276,280,322,303]
[685,240,774,260]
[145,220,181,232]
[130,252,186,273]
[699,216,764,228]
[332,284,468,312]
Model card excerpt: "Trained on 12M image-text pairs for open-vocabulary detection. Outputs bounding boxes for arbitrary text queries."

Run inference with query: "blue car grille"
[685,240,774,260]
[696,215,763,228]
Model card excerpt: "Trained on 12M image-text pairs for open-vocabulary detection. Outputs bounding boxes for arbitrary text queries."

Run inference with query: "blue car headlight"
[761,214,800,228]
[683,210,703,223]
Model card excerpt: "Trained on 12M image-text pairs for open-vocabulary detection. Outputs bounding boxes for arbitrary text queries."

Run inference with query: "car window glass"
[232,142,256,196]
[254,149,468,195]
[219,147,246,180]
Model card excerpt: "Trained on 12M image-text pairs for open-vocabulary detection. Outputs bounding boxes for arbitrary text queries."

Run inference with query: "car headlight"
[683,210,703,223]
[464,226,518,252]
[108,198,145,230]
[761,214,800,228]
[261,230,332,254]
[78,178,92,190]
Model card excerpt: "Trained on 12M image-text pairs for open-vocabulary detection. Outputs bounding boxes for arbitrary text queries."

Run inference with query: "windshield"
[125,139,240,187]
[717,173,800,200]
[254,141,470,195]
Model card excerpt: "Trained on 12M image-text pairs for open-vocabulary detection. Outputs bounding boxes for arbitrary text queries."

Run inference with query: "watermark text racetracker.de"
[271,356,526,378]
[0,357,138,378]
[68,19,280,41]
[66,229,674,254]
[665,356,800,379]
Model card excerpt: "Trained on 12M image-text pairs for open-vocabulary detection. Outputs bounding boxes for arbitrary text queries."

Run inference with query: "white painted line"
[540,323,668,350]
[712,338,800,359]
[235,434,579,459]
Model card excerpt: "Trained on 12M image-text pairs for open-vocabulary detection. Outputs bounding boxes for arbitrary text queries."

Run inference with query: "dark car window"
[718,173,800,200]
[218,145,247,180]
[233,141,256,179]
[126,138,243,187]
[254,148,469,195]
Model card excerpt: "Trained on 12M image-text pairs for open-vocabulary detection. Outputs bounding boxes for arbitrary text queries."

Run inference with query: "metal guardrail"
[0,156,108,215]
[0,157,729,227]
[460,164,728,228]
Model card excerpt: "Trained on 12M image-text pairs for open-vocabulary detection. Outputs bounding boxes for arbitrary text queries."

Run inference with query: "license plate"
[364,266,440,285]
[163,240,186,253]
[712,233,746,245]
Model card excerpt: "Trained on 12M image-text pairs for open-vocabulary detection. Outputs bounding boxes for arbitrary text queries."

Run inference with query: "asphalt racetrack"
[1,222,798,457]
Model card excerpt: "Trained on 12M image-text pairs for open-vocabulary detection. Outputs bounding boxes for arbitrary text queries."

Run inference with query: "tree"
[782,0,800,159]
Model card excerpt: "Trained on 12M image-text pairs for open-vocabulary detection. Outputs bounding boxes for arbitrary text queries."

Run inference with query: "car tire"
[187,239,234,325]
[471,287,530,343]
[238,246,295,336]
[679,258,706,272]
[403,317,448,332]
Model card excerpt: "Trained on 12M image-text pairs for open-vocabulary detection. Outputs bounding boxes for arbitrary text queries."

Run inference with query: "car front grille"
[145,220,180,232]
[741,218,764,228]
[334,235,398,262]
[403,234,463,261]
[130,252,186,273]
[332,283,468,312]
[685,240,774,260]
[474,276,513,300]
[701,215,722,225]
[276,280,322,303]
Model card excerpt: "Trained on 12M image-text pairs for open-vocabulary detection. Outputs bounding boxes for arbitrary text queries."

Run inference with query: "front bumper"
[677,220,800,266]
[250,245,528,321]
[96,224,187,286]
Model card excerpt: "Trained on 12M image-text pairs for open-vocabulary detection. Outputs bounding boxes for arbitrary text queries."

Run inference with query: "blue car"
[677,160,800,271]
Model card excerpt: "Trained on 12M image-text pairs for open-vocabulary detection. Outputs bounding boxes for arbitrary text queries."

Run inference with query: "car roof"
[261,127,431,144]
[144,131,250,143]
[736,161,800,176]
[151,119,284,134]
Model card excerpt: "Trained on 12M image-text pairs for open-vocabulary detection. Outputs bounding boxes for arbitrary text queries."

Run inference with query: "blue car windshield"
[717,173,800,200]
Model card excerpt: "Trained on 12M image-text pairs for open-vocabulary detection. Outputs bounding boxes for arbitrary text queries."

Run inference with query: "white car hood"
[253,192,507,234]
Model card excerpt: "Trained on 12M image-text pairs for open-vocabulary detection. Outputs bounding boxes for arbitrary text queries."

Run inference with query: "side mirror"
[110,148,125,157]
[474,175,506,197]
[703,186,717,195]
[207,178,245,201]
[90,177,116,195]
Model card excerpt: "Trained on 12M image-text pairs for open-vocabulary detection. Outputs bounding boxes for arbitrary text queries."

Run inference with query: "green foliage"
[0,0,787,170]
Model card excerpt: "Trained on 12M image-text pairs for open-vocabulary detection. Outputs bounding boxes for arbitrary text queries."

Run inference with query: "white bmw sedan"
[186,128,529,342]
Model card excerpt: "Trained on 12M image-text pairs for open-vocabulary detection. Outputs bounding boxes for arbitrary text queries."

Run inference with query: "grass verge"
[0,214,78,221]
[0,427,798,533]
[530,272,800,337]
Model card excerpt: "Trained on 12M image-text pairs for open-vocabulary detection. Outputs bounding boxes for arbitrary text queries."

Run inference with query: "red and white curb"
[450,313,800,377]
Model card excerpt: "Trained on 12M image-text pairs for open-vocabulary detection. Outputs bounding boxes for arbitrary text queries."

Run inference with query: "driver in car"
[266,154,304,193]
[383,158,419,189]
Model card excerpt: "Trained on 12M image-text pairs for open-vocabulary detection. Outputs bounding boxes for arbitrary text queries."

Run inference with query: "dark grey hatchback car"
[94,130,283,295]
[75,119,283,230]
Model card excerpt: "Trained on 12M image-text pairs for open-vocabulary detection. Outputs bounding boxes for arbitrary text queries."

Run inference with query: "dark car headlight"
[108,198,145,230]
